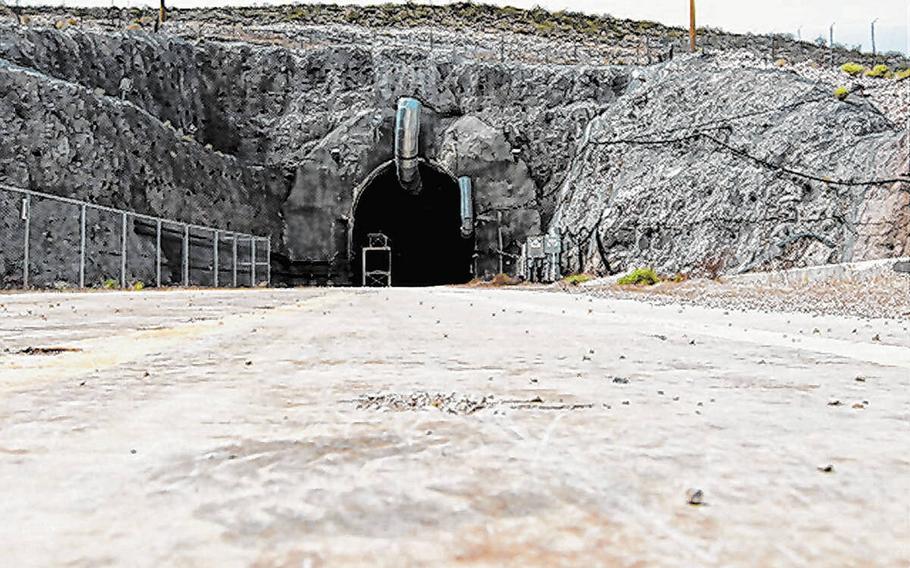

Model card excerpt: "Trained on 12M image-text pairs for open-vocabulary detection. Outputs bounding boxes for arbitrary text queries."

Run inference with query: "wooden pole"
[689,0,696,52]
[159,0,166,24]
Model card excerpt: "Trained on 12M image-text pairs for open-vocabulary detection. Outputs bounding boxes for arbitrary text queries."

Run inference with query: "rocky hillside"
[0,21,627,284]
[552,55,908,277]
[11,3,909,69]
[0,5,907,285]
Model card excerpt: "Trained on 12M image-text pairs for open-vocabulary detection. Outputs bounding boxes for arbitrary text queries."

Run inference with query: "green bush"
[834,86,849,100]
[617,268,661,286]
[840,62,865,76]
[102,278,118,289]
[533,20,556,35]
[864,64,891,78]
[562,273,594,286]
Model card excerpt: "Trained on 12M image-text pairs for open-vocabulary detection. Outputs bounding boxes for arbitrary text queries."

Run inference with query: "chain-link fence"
[0,185,270,290]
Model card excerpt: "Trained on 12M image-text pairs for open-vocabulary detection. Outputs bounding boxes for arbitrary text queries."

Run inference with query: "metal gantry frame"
[2,184,271,290]
[362,232,392,287]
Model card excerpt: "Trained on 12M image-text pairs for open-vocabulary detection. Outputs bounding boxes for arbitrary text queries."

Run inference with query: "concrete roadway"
[0,287,908,566]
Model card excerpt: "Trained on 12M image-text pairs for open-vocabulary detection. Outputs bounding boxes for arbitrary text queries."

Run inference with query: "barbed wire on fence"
[0,184,271,290]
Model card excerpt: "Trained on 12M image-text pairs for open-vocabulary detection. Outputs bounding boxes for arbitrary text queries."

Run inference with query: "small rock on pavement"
[686,489,704,506]
[817,464,834,473]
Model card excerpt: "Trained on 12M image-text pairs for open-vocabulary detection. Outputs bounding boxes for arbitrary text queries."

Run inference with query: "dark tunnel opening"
[352,163,474,287]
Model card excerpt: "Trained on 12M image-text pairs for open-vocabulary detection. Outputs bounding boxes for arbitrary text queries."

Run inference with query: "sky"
[15,0,910,55]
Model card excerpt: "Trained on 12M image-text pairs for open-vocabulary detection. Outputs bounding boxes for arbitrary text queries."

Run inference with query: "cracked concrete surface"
[0,287,908,566]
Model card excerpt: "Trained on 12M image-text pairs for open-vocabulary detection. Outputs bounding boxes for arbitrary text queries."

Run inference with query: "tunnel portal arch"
[351,160,474,287]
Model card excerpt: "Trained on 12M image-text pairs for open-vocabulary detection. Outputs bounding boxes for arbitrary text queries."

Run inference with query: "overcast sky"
[17,0,910,54]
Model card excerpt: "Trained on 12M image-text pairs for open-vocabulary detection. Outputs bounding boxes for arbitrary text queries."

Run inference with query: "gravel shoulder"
[562,274,910,321]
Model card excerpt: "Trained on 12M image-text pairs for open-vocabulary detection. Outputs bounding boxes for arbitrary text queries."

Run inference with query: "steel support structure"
[232,235,238,287]
[120,212,127,288]
[182,224,189,287]
[155,219,162,288]
[79,204,86,288]
[22,194,30,288]
[213,230,219,287]
[266,238,272,287]
[250,237,256,287]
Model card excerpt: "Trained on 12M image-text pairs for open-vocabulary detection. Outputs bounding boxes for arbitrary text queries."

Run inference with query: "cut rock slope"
[0,18,907,284]
[552,56,908,276]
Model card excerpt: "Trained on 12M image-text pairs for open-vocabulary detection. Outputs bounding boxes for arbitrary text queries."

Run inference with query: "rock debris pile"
[353,392,498,415]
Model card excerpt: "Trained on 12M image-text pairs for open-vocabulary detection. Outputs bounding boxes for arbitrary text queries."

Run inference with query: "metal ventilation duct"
[459,176,474,238]
[395,98,422,195]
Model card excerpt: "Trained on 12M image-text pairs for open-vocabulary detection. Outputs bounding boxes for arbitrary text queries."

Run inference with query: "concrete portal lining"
[347,158,465,262]
[350,160,473,286]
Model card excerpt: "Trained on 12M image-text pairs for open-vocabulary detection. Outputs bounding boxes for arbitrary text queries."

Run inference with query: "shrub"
[533,20,556,35]
[130,281,145,291]
[864,64,891,78]
[895,68,910,80]
[562,273,594,286]
[102,278,118,289]
[617,268,660,286]
[840,62,865,76]
[834,86,849,100]
[468,273,521,287]
[670,273,689,283]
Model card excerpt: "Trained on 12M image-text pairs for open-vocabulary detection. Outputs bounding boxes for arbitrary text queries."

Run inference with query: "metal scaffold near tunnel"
[0,184,271,290]
[362,233,392,287]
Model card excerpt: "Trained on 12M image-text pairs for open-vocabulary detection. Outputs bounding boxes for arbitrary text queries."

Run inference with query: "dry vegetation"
[566,275,910,320]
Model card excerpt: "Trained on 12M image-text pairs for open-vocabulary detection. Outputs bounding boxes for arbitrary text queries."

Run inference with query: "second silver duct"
[459,176,474,238]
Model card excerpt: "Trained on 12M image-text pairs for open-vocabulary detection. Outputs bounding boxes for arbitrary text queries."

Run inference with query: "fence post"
[250,237,256,287]
[266,238,271,287]
[213,230,219,287]
[182,224,189,287]
[79,204,86,288]
[155,219,161,288]
[22,194,30,289]
[120,212,127,289]
[497,210,504,275]
[232,235,238,288]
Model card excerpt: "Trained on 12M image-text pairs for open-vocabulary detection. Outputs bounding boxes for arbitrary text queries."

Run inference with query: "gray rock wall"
[551,56,908,277]
[2,22,904,286]
[0,24,626,284]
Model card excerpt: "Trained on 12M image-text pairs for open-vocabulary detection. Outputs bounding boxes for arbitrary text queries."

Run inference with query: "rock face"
[0,23,626,285]
[0,20,906,286]
[551,56,908,277]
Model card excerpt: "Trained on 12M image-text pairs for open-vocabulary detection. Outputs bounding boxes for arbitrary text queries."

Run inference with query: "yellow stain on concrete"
[0,293,343,391]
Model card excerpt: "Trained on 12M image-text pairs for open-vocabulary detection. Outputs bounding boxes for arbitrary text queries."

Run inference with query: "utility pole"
[428,0,433,53]
[689,0,696,53]
[829,23,835,67]
[871,18,878,59]
[797,26,802,42]
[153,0,166,31]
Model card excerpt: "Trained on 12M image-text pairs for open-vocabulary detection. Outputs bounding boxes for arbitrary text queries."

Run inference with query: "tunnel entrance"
[352,162,474,286]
